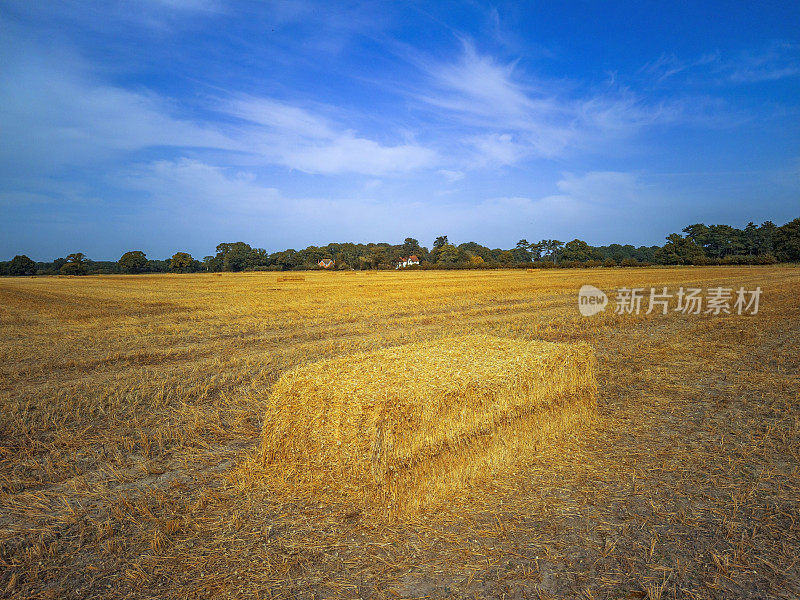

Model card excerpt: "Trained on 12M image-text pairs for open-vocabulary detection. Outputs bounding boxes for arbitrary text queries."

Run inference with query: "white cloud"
[641,52,720,82]
[225,97,336,140]
[272,133,437,176]
[223,96,438,175]
[641,42,800,85]
[0,37,234,174]
[119,160,663,249]
[728,42,800,83]
[0,35,438,178]
[415,41,692,166]
[121,158,282,210]
[438,169,464,183]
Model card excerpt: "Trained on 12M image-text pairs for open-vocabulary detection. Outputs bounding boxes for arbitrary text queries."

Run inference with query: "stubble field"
[1,266,798,599]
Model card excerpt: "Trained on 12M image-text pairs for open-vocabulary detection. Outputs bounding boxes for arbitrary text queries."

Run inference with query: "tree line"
[2,217,798,276]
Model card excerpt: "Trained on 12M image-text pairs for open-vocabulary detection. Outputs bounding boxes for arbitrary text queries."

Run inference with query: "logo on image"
[578,285,608,317]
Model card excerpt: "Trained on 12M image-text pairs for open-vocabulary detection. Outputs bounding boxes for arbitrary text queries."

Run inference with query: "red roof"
[408,255,419,262]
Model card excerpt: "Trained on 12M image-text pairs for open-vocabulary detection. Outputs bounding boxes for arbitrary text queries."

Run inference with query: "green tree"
[654,234,706,265]
[216,242,253,271]
[435,243,460,263]
[367,246,387,269]
[270,249,298,271]
[742,222,760,255]
[458,242,492,262]
[251,248,269,267]
[60,253,87,275]
[8,255,36,276]
[560,239,600,262]
[528,241,544,260]
[498,250,514,265]
[118,250,148,274]
[512,239,532,263]
[170,252,198,273]
[202,255,220,271]
[433,235,448,249]
[402,237,421,256]
[298,245,325,267]
[758,221,777,255]
[539,240,564,263]
[773,218,800,262]
[682,224,710,246]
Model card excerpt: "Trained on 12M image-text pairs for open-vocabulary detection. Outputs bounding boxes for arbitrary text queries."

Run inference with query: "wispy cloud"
[642,41,800,85]
[641,52,720,82]
[118,161,665,248]
[0,33,234,175]
[438,169,464,183]
[0,29,438,178]
[728,42,800,83]
[413,40,697,166]
[223,96,439,175]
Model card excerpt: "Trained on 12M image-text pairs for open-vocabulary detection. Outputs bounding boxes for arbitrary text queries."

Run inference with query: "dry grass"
[258,335,596,515]
[0,266,798,599]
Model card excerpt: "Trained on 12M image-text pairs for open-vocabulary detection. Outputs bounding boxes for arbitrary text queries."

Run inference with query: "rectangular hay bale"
[260,335,596,515]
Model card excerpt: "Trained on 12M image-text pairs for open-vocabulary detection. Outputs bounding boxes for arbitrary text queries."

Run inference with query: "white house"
[395,255,420,269]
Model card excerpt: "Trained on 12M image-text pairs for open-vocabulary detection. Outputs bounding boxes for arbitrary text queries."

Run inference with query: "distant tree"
[270,249,298,271]
[433,235,448,249]
[145,259,169,273]
[682,224,710,246]
[202,255,220,272]
[708,224,745,257]
[8,254,36,276]
[60,253,87,275]
[635,246,660,263]
[513,239,532,263]
[560,239,600,262]
[773,218,800,262]
[654,234,706,265]
[458,242,493,262]
[402,237,421,256]
[170,252,198,273]
[469,255,485,266]
[298,245,325,267]
[216,242,253,272]
[250,248,269,267]
[498,250,514,265]
[684,223,746,258]
[742,222,760,255]
[539,240,564,263]
[367,246,387,269]
[435,244,460,264]
[118,250,148,274]
[758,221,777,255]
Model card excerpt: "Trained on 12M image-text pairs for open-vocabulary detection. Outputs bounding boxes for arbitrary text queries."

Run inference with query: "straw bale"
[260,334,597,514]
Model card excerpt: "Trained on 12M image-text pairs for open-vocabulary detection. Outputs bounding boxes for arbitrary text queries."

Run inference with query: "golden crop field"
[1,266,799,599]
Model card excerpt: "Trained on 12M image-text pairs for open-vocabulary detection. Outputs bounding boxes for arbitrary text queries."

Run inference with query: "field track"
[1,266,798,599]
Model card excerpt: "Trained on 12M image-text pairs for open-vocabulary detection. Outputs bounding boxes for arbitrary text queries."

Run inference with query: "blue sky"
[1,1,798,260]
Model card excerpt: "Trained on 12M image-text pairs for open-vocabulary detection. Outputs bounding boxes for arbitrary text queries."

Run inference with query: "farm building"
[395,255,420,269]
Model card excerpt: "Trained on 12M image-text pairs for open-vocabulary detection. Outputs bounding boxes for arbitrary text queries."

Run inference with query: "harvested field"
[259,336,597,515]
[1,266,799,599]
